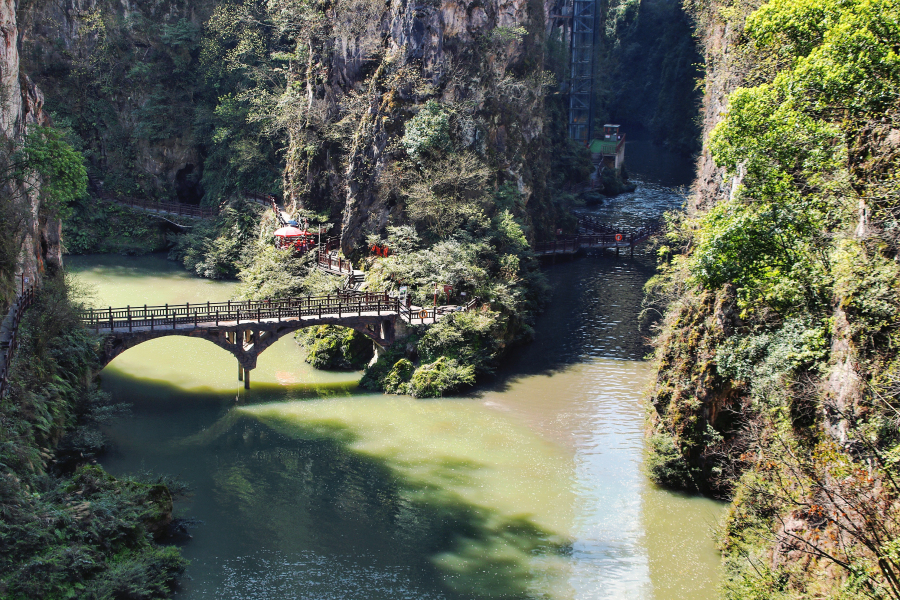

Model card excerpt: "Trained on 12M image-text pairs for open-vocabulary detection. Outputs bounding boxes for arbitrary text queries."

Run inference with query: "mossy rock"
[407,357,476,398]
[297,325,373,370]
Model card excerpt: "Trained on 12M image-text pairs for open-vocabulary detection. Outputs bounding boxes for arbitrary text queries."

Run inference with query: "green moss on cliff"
[649,0,900,596]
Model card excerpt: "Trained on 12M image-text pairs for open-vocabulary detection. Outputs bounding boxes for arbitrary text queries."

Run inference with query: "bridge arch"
[98,315,397,387]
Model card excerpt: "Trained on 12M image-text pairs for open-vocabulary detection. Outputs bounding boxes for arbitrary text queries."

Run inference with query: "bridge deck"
[81,293,465,333]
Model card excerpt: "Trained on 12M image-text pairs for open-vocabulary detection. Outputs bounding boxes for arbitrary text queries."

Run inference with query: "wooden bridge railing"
[317,237,352,274]
[0,286,36,398]
[81,292,400,332]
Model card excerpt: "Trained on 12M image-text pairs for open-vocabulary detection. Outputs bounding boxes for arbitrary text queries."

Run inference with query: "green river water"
[67,179,725,600]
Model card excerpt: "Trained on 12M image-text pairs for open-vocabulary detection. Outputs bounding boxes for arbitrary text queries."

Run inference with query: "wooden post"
[109,307,113,330]
[128,306,132,332]
[238,363,243,381]
[244,368,250,390]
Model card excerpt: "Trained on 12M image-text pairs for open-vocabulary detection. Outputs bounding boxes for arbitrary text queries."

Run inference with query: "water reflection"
[68,174,724,600]
[235,398,574,599]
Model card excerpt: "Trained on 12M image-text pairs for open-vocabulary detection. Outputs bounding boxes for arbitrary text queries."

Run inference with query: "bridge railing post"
[109,307,113,330]
[128,306,132,332]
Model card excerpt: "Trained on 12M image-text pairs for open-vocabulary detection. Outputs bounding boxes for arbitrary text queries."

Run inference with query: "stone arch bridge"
[82,293,439,388]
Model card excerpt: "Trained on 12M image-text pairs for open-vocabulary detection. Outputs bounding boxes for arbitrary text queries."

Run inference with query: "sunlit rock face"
[0,0,60,296]
[304,0,558,254]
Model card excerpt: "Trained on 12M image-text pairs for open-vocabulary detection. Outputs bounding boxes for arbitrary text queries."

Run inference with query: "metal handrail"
[97,192,217,219]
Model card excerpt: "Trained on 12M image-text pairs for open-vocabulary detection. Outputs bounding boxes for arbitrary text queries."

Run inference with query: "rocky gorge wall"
[1,0,61,303]
[263,0,564,254]
[647,1,900,597]
[17,0,215,202]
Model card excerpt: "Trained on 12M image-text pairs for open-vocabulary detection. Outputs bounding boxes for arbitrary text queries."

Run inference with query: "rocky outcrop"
[17,0,214,202]
[275,0,556,254]
[1,0,60,301]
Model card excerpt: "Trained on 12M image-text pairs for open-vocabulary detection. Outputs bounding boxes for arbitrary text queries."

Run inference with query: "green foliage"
[64,198,167,255]
[400,101,451,161]
[296,325,373,370]
[169,199,265,279]
[748,0,900,117]
[359,348,416,394]
[234,244,312,299]
[381,358,415,394]
[646,431,693,490]
[418,310,502,374]
[0,275,185,599]
[716,318,830,389]
[13,126,87,219]
[406,356,476,398]
[404,152,492,239]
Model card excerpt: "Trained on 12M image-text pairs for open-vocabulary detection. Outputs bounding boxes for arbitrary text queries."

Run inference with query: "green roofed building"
[589,125,625,171]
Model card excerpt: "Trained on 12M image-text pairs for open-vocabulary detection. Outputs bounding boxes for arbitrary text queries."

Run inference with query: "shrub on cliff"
[296,325,373,370]
[401,101,451,162]
[406,357,476,398]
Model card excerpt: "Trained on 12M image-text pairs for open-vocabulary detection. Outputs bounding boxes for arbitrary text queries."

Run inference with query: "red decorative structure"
[274,226,316,254]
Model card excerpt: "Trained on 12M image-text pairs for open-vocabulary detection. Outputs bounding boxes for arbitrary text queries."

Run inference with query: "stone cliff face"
[686,1,761,211]
[273,0,557,253]
[17,0,212,202]
[1,0,60,301]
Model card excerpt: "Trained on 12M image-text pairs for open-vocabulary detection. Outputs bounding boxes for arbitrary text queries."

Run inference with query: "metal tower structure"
[567,0,597,143]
